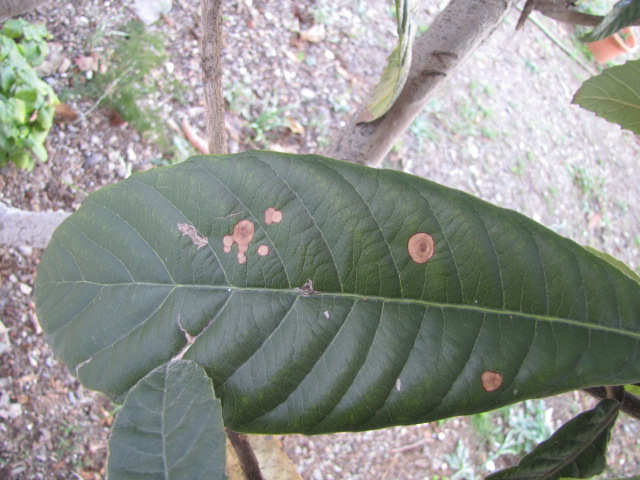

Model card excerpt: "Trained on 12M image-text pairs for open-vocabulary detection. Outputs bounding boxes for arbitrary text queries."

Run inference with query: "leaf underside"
[35,152,640,434]
[572,59,640,135]
[357,0,416,123]
[107,360,226,480]
[488,398,619,480]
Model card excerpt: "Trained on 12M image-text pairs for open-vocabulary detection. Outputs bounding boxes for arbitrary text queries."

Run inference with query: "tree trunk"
[0,0,47,20]
[329,0,517,167]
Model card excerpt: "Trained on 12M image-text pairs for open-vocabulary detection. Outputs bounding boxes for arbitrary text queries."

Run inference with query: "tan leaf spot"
[481,370,503,392]
[222,219,255,264]
[265,207,283,225]
[407,232,434,263]
[178,223,208,249]
[222,235,234,252]
[257,245,270,256]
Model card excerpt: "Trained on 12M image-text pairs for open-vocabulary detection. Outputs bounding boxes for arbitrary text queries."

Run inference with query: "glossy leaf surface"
[573,59,640,135]
[107,360,226,480]
[35,152,640,434]
[488,398,619,480]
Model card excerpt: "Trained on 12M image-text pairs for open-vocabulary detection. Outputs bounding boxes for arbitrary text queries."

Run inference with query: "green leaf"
[107,360,226,480]
[583,246,640,284]
[357,0,419,122]
[625,383,640,396]
[582,0,640,42]
[562,477,640,480]
[2,19,27,39]
[35,152,640,434]
[572,59,640,134]
[488,399,619,480]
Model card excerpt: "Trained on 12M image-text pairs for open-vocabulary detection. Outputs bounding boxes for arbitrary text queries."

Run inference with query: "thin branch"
[329,0,518,167]
[201,0,227,155]
[520,7,596,75]
[534,1,640,27]
[583,387,640,421]
[516,0,537,30]
[226,430,265,480]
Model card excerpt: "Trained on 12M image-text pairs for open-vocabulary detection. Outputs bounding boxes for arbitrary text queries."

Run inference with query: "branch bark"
[226,430,265,480]
[328,0,518,167]
[0,202,70,248]
[201,0,227,155]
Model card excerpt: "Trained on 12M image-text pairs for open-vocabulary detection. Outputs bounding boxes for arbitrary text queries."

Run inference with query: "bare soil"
[1,1,639,479]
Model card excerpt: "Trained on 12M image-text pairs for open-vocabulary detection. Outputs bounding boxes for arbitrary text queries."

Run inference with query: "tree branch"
[516,0,536,31]
[328,0,518,167]
[0,201,70,249]
[226,430,265,480]
[201,0,227,155]
[583,387,640,421]
[534,1,640,27]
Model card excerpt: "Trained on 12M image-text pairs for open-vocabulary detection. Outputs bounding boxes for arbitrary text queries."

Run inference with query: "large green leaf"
[581,0,640,42]
[35,152,640,434]
[572,59,640,135]
[488,398,619,480]
[107,360,226,480]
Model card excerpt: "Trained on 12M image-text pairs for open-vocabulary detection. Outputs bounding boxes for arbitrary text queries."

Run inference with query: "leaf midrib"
[40,280,640,340]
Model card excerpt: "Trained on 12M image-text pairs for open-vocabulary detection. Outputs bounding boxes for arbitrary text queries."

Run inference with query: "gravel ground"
[1,1,639,479]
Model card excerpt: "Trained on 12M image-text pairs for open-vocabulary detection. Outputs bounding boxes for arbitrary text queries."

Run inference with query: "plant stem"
[226,430,265,480]
[516,6,596,75]
[201,0,227,155]
[200,1,264,476]
[583,387,640,421]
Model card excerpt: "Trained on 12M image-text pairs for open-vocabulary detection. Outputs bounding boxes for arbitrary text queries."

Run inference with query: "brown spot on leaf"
[481,371,503,392]
[222,219,255,264]
[257,245,270,256]
[178,223,209,249]
[407,232,434,263]
[265,207,283,225]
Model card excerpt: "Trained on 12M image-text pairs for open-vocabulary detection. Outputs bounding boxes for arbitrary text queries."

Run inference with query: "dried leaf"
[181,118,209,154]
[299,24,326,43]
[54,103,78,122]
[285,117,305,135]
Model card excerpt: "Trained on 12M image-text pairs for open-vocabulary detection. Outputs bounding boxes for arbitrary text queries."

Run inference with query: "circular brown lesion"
[222,219,255,264]
[257,245,270,256]
[264,207,283,225]
[407,232,434,263]
[481,370,503,392]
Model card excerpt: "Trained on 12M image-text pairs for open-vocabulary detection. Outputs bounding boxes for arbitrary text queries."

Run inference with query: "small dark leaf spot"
[407,232,434,263]
[222,219,255,264]
[177,223,208,249]
[257,245,269,256]
[265,207,283,225]
[481,370,503,392]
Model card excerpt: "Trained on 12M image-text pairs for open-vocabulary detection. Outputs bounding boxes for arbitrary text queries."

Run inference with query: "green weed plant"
[0,19,58,170]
